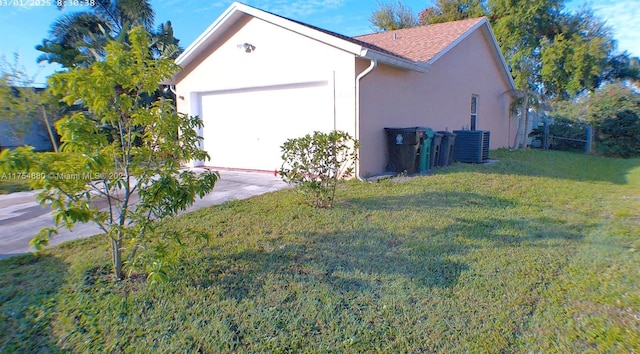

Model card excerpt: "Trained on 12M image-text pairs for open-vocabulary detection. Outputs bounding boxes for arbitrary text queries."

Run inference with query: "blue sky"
[1,0,638,87]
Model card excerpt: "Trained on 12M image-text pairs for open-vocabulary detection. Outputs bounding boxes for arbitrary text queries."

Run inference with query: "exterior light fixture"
[237,42,256,53]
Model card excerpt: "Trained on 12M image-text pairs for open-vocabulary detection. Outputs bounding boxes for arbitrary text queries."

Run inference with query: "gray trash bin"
[430,133,443,169]
[437,131,457,166]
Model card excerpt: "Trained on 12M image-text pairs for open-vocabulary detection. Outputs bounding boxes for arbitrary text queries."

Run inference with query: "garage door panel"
[201,81,332,171]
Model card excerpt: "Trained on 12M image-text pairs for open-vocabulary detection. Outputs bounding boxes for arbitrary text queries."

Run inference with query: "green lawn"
[0,178,31,194]
[1,149,638,352]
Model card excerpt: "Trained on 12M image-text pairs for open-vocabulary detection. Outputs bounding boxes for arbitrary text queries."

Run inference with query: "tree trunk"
[520,90,529,149]
[513,89,529,149]
[111,237,124,280]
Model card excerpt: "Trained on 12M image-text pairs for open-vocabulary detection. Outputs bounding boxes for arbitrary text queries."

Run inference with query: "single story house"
[171,2,517,178]
[0,119,53,152]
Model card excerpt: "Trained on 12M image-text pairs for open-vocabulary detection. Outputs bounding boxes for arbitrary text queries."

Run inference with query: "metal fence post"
[585,125,593,154]
[543,119,550,150]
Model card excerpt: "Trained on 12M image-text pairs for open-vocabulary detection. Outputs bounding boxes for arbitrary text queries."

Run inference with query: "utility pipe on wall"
[354,58,377,179]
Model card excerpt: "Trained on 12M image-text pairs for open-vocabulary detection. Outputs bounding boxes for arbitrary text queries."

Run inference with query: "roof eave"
[361,49,429,73]
[175,2,429,79]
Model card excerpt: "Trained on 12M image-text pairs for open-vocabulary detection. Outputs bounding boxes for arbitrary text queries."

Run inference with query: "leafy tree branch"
[1,27,218,281]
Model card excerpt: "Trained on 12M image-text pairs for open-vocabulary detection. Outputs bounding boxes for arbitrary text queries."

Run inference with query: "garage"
[200,80,333,171]
[174,3,514,177]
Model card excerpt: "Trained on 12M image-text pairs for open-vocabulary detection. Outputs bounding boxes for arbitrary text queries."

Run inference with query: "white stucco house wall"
[171,2,517,178]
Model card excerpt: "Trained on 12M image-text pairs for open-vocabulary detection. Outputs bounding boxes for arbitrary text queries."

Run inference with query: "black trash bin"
[437,131,457,166]
[384,127,426,173]
[430,133,443,169]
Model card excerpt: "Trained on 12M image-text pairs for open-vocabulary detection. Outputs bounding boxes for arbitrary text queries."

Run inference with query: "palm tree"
[36,0,180,67]
[150,21,182,60]
[88,0,154,33]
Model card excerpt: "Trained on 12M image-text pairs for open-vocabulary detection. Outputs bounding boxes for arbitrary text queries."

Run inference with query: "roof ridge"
[354,16,486,38]
[352,17,486,63]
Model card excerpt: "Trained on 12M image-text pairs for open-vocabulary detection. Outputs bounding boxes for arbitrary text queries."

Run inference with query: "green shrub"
[587,83,640,158]
[594,108,640,157]
[279,130,359,208]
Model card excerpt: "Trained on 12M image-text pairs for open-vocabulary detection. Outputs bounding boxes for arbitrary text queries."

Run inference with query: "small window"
[470,95,478,130]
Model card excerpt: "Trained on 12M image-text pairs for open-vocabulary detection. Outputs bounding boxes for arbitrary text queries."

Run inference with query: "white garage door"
[200,81,333,171]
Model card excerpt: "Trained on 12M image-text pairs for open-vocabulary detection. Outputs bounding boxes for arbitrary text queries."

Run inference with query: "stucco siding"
[174,15,357,137]
[173,9,514,176]
[357,62,427,177]
[425,29,514,147]
[358,28,514,177]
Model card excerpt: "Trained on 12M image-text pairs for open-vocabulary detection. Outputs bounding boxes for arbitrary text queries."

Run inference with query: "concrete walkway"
[0,170,288,259]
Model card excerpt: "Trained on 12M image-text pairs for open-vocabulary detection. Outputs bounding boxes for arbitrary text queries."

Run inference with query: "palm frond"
[117,0,155,32]
[150,21,182,59]
[50,12,111,44]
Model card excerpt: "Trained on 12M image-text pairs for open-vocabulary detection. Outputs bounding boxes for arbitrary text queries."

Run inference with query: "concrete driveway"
[0,170,288,259]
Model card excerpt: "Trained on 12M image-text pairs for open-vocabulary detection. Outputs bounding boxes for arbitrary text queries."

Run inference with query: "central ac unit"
[452,130,490,163]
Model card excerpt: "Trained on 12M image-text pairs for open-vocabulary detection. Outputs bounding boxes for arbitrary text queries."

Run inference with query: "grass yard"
[1,149,639,352]
[0,178,31,194]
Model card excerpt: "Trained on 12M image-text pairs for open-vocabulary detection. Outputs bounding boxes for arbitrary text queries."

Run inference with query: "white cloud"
[593,0,640,56]
[571,0,640,56]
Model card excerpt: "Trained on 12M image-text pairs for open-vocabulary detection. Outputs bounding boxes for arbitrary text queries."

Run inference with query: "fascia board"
[361,49,429,73]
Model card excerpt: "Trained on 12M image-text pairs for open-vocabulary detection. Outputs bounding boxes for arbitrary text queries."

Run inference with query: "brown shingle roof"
[354,17,486,63]
[257,6,477,63]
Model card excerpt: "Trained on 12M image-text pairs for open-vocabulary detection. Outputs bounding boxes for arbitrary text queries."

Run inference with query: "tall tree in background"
[150,21,182,60]
[36,0,180,68]
[369,0,418,31]
[35,1,181,151]
[419,0,487,24]
[603,53,640,85]
[488,0,565,148]
[540,8,612,100]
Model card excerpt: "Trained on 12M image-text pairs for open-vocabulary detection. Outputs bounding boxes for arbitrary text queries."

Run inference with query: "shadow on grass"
[342,190,515,211]
[347,191,587,243]
[202,227,470,302]
[192,189,591,302]
[437,149,640,185]
[0,253,68,353]
[444,216,587,244]
[199,218,585,304]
